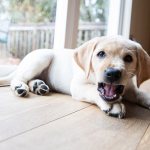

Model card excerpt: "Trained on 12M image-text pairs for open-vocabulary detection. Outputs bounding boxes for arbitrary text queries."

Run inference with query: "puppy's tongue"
[104,84,116,97]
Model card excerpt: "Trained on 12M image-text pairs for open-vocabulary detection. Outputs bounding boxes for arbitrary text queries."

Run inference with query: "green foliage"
[0,0,56,24]
[80,0,109,23]
[0,0,109,24]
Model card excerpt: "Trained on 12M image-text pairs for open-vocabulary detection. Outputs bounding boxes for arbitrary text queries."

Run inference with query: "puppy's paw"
[28,79,50,95]
[96,100,112,114]
[14,83,29,97]
[107,103,126,119]
[101,104,112,114]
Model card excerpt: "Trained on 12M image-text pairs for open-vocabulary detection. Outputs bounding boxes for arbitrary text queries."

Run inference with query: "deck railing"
[0,23,106,58]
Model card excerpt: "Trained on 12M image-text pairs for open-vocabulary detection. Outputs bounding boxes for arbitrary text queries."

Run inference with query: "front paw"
[103,103,126,119]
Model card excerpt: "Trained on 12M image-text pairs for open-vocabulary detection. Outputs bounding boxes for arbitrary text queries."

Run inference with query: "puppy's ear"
[74,37,100,78]
[136,44,150,87]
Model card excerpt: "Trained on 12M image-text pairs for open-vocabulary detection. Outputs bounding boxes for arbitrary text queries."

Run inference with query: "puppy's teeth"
[100,88,104,95]
[113,94,116,98]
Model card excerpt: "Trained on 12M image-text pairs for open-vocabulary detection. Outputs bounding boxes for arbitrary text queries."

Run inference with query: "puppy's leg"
[11,50,53,97]
[124,81,150,109]
[136,91,150,109]
[125,88,150,109]
[28,79,50,95]
[71,80,126,118]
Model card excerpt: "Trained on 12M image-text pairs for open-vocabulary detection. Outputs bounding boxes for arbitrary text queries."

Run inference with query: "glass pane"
[78,0,110,46]
[0,0,56,65]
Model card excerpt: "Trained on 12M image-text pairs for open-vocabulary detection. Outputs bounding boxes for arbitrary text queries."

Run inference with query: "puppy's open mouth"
[97,82,124,102]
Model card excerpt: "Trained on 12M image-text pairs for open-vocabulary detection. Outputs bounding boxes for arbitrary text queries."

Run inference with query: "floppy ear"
[73,37,100,78]
[136,44,150,87]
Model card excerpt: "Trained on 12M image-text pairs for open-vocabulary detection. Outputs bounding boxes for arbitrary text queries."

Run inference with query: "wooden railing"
[0,23,106,58]
[78,23,106,45]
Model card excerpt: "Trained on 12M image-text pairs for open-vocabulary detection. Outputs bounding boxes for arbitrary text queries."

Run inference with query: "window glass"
[0,0,56,65]
[78,0,110,45]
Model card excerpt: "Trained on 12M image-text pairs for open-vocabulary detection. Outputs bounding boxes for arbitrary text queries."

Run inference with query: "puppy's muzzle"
[97,68,124,103]
[104,68,122,83]
[97,83,124,103]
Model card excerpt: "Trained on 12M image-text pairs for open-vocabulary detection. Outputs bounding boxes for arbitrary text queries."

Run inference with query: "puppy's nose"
[104,68,122,82]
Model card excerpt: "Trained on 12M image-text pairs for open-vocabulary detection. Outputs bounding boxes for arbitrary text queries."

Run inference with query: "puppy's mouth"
[97,82,124,102]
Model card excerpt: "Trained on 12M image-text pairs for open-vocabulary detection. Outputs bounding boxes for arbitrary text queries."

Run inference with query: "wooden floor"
[0,81,150,150]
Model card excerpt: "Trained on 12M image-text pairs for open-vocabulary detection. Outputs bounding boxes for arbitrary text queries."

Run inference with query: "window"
[0,0,57,65]
[0,0,132,66]
[78,0,109,45]
[54,0,132,49]
[77,0,132,46]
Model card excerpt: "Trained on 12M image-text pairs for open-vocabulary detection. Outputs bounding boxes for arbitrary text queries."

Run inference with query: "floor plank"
[137,125,150,150]
[0,102,150,150]
[0,80,150,150]
[0,87,90,142]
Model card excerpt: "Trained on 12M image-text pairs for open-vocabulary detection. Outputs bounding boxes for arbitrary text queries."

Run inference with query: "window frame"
[54,0,133,49]
[54,0,80,49]
[106,0,133,38]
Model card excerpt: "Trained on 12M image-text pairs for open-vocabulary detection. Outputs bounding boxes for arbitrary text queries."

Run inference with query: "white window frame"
[0,0,134,73]
[107,0,133,38]
[54,0,133,49]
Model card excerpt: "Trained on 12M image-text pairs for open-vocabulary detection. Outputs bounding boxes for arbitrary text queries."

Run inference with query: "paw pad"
[15,85,28,97]
[32,80,49,95]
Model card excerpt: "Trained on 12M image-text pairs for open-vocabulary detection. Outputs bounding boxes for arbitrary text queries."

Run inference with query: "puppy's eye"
[97,51,106,58]
[124,55,133,63]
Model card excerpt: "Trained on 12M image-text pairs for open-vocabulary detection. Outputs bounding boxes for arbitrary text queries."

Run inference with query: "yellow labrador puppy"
[0,36,150,118]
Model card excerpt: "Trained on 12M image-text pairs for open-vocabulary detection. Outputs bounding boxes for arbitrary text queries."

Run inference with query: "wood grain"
[0,102,150,150]
[0,87,90,142]
[0,83,150,150]
[137,125,150,150]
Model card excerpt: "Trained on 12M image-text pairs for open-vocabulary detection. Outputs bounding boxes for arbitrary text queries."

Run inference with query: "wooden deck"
[0,81,150,150]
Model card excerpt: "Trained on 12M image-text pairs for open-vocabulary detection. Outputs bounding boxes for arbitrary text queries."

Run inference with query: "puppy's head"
[74,36,150,103]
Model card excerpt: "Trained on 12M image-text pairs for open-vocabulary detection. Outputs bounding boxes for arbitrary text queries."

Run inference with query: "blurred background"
[0,0,149,65]
[0,0,109,64]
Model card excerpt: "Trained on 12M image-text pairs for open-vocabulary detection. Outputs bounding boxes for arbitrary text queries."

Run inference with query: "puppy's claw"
[118,112,125,119]
[103,106,112,114]
[107,112,125,119]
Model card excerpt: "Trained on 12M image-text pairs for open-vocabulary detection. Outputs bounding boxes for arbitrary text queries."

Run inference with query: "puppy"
[0,36,150,118]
